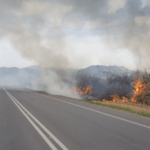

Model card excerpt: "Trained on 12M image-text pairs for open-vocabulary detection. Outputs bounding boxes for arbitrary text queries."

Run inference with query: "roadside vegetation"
[86,101,150,118]
[39,72,150,118]
[87,72,150,118]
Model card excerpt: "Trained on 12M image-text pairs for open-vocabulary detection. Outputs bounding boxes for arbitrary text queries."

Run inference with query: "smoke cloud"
[1,0,150,95]
[1,0,150,69]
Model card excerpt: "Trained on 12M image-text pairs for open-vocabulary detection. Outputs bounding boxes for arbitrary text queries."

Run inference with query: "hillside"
[0,65,134,90]
[78,65,133,79]
[0,67,43,89]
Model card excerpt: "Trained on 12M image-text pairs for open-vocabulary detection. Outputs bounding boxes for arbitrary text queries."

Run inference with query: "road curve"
[0,88,150,150]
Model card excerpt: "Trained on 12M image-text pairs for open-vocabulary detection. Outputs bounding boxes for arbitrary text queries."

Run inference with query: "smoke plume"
[1,0,150,95]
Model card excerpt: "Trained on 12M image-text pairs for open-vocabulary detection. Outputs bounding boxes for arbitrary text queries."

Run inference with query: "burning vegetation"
[135,73,150,105]
[102,78,142,103]
[73,72,150,105]
[73,86,92,95]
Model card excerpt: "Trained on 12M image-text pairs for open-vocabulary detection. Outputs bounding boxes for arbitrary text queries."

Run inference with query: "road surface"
[0,88,150,150]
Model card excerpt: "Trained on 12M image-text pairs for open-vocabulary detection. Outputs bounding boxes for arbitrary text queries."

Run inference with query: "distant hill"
[78,65,133,79]
[0,67,43,90]
[0,65,134,89]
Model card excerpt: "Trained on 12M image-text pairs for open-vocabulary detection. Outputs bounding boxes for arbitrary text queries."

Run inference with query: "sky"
[0,38,35,68]
[0,36,136,70]
[0,0,150,70]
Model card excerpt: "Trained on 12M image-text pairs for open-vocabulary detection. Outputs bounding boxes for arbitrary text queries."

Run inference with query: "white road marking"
[4,89,69,150]
[4,90,58,150]
[37,93,150,130]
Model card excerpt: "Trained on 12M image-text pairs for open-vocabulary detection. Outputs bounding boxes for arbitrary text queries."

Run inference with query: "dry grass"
[102,101,150,113]
[87,101,150,118]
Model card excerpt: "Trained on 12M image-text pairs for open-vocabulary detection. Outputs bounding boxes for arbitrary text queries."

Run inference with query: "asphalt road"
[0,88,150,150]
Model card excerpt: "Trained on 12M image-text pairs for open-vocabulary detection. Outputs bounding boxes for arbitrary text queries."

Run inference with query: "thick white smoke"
[1,0,150,95]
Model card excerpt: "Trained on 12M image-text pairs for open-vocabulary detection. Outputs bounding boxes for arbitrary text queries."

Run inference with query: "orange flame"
[73,86,92,95]
[134,79,143,95]
[102,78,143,103]
[102,95,129,102]
[73,78,144,103]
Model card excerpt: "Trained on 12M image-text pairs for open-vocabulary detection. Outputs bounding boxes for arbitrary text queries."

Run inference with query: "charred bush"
[135,73,150,105]
[102,75,133,100]
[75,74,133,100]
